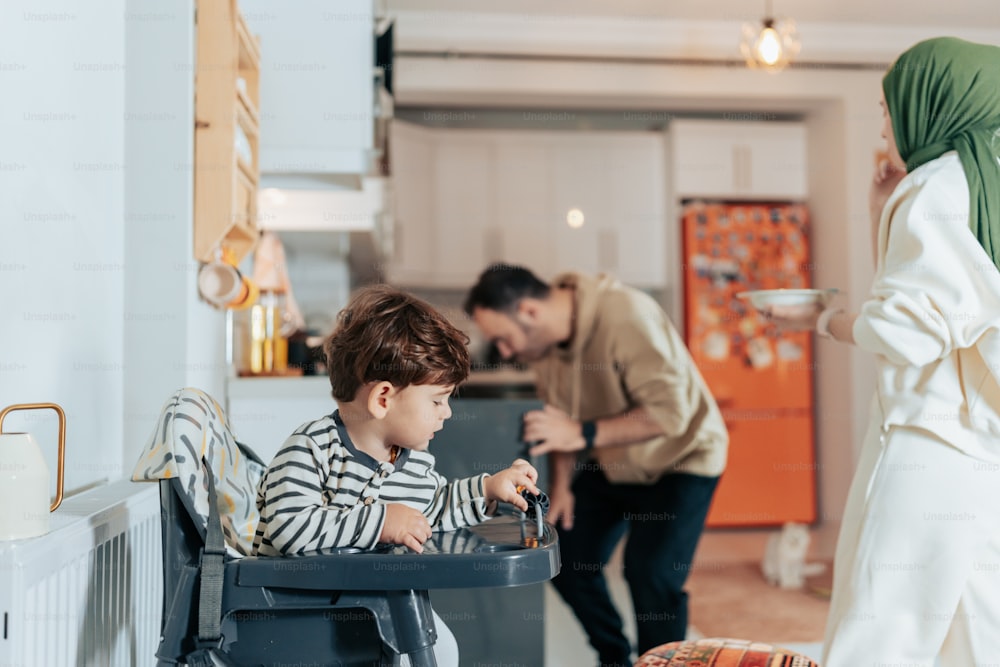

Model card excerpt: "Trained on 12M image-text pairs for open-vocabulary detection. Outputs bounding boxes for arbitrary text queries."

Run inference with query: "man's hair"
[463,264,551,316]
[324,284,470,402]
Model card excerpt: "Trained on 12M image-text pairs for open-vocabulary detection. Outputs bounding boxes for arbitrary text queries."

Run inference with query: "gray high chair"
[132,388,559,667]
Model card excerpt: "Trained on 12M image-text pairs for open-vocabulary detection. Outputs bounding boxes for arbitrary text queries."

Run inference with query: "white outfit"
[823,152,1000,665]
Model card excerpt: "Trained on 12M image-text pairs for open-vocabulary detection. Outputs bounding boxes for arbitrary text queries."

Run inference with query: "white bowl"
[737,288,840,310]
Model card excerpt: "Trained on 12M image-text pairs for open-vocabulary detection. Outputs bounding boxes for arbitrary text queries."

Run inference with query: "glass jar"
[249,290,288,374]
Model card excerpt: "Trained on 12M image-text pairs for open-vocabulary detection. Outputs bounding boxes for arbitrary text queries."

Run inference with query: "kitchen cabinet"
[431,136,495,285]
[670,119,807,200]
[492,142,554,272]
[551,143,607,276]
[385,125,668,288]
[257,178,387,232]
[193,0,262,264]
[387,120,437,285]
[240,0,375,174]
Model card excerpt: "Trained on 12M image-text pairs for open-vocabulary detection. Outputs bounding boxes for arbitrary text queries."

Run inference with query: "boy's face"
[385,384,454,451]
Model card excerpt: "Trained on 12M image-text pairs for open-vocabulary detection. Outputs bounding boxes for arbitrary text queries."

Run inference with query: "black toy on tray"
[519,488,550,515]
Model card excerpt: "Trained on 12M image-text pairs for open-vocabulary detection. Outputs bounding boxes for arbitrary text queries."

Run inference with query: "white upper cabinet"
[240,0,374,174]
[550,141,606,278]
[386,127,669,289]
[670,119,807,200]
[430,135,494,286]
[386,120,436,285]
[608,137,667,286]
[492,141,553,274]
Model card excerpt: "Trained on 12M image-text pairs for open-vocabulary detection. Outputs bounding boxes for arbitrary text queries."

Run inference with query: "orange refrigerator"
[681,200,817,527]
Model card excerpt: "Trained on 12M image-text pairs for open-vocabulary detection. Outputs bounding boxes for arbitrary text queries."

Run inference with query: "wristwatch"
[816,307,844,340]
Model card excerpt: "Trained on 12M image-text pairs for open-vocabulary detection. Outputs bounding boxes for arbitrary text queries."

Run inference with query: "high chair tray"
[237,515,560,590]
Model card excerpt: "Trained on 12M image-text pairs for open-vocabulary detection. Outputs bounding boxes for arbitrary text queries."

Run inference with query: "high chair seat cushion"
[635,637,819,666]
[131,387,265,556]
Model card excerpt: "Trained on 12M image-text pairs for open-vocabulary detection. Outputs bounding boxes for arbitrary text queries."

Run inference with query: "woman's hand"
[870,159,907,225]
[869,158,907,264]
[765,303,824,333]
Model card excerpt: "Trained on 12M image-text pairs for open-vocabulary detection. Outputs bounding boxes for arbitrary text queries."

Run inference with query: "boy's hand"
[380,503,432,553]
[484,459,540,512]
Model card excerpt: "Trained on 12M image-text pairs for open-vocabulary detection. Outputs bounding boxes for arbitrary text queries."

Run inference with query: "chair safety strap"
[188,461,228,667]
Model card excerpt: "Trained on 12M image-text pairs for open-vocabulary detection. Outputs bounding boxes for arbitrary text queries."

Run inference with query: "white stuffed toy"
[761,522,826,590]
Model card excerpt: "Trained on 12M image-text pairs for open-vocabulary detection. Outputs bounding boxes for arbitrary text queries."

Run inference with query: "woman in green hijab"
[772,37,1000,665]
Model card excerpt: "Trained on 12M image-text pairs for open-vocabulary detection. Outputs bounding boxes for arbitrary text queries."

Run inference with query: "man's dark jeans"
[550,467,719,666]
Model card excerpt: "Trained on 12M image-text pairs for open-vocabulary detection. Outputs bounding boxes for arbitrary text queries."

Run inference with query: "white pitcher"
[0,403,66,540]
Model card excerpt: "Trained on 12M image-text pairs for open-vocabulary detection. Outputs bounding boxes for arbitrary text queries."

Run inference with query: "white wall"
[123,0,226,470]
[0,0,226,497]
[0,1,127,494]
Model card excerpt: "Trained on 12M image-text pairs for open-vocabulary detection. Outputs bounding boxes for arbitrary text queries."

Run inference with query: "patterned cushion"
[635,637,819,666]
[131,387,266,557]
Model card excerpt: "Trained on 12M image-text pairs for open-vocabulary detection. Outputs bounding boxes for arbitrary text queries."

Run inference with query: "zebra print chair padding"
[132,388,400,666]
[131,387,265,557]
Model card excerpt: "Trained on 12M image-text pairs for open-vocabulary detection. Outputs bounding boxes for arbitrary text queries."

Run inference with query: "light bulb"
[756,27,782,66]
[566,208,585,228]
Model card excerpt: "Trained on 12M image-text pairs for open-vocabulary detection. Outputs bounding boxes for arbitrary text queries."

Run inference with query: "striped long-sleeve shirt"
[253,411,491,556]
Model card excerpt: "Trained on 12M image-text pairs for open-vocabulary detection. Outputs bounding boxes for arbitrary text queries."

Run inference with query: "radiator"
[0,479,163,667]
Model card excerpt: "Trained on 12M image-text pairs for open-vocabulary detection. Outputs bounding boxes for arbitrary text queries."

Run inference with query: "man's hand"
[380,503,432,553]
[523,405,587,456]
[546,484,576,531]
[484,458,539,512]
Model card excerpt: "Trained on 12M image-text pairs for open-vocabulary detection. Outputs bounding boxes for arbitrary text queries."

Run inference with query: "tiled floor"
[543,528,830,666]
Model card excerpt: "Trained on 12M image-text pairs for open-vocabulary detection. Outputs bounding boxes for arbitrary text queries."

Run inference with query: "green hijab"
[882,36,1000,269]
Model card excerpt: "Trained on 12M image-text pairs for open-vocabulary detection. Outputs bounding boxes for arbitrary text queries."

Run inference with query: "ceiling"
[385,0,1000,30]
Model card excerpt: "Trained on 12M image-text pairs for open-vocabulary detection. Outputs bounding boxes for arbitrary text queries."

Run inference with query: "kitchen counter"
[226,375,330,399]
[227,371,536,396]
[461,368,536,399]
[466,368,534,385]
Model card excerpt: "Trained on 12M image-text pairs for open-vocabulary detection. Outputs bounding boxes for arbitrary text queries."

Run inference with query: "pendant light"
[740,0,801,72]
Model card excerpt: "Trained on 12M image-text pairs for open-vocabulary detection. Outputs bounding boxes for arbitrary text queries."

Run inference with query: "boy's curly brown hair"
[323,285,470,402]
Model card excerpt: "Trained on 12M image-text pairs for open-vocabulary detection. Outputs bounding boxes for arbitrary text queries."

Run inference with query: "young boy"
[253,284,539,664]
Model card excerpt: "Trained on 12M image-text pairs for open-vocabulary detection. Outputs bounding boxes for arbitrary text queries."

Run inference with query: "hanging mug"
[0,403,67,540]
[197,261,258,310]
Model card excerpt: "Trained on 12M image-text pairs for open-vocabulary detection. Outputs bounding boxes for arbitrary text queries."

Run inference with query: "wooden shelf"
[193,0,262,265]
